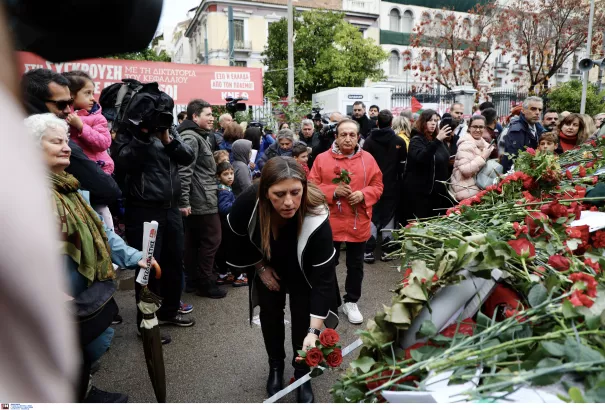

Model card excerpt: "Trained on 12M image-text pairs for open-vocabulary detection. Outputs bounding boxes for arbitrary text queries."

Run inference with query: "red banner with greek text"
[17,51,264,106]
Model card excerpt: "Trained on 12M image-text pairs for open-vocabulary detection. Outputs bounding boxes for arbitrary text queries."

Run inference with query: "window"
[234,19,244,42]
[494,78,503,88]
[389,9,401,31]
[402,51,412,74]
[234,61,247,67]
[434,14,443,28]
[421,12,431,25]
[389,51,400,75]
[402,11,414,33]
[463,18,471,35]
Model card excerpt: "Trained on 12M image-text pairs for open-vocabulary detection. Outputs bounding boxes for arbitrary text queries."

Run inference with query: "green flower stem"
[520,258,531,281]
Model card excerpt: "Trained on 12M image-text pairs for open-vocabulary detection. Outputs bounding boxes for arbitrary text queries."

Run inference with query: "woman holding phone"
[400,109,453,222]
[451,115,495,201]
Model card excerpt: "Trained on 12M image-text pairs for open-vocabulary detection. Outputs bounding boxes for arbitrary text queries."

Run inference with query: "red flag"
[411,96,423,113]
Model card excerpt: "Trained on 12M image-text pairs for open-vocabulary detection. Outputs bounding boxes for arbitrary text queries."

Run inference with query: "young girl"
[292,144,310,176]
[215,162,248,287]
[64,71,115,230]
[63,71,114,175]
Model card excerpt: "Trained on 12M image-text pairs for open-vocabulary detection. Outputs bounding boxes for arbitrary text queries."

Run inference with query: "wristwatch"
[308,327,321,336]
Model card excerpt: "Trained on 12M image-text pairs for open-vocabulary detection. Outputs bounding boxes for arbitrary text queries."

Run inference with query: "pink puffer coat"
[69,104,114,175]
[451,133,487,201]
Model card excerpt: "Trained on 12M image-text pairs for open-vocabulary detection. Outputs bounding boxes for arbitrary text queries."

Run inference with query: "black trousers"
[257,274,310,375]
[333,241,365,303]
[125,206,183,321]
[184,213,222,289]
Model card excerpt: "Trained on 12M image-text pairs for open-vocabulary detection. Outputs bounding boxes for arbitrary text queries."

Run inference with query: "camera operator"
[310,111,344,168]
[113,97,196,332]
[313,113,323,133]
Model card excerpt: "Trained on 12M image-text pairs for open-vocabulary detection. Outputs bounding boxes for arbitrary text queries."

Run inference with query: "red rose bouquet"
[296,328,343,376]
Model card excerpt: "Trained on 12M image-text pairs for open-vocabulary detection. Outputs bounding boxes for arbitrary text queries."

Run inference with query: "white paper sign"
[136,220,159,286]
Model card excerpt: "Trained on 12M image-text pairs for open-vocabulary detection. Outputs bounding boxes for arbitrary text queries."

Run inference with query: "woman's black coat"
[226,184,340,328]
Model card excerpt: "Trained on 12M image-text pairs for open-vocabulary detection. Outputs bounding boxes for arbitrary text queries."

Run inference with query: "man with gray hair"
[299,118,317,147]
[399,109,413,120]
[594,113,605,138]
[501,96,544,172]
[209,113,232,151]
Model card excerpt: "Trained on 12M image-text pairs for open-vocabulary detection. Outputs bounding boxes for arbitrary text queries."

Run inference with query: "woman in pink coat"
[309,119,383,325]
[451,115,495,201]
[64,71,114,175]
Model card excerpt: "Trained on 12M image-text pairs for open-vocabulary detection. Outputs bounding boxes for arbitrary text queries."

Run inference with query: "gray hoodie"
[231,139,252,197]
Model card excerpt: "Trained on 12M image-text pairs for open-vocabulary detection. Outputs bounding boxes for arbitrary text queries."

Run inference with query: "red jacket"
[309,147,383,242]
[69,104,114,175]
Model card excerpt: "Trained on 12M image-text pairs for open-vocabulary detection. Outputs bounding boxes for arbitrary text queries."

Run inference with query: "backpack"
[99,79,173,133]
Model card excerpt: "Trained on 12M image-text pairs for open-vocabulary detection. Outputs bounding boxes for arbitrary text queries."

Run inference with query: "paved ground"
[94,254,401,403]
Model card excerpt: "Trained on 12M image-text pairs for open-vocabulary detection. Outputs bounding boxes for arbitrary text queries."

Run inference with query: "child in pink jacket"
[64,71,114,175]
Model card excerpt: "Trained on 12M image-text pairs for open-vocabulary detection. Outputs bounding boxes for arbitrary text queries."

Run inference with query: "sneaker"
[216,273,235,285]
[178,301,193,315]
[137,329,172,345]
[380,251,396,262]
[83,386,128,403]
[111,314,123,325]
[159,314,196,327]
[196,284,227,299]
[342,302,363,324]
[233,274,249,287]
[363,252,375,264]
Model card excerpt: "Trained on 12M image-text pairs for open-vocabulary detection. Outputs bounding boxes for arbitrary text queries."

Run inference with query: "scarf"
[50,172,115,284]
[559,131,578,152]
[331,140,360,158]
[276,143,293,157]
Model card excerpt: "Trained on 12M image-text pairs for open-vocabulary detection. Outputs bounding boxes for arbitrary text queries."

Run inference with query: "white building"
[171,19,194,64]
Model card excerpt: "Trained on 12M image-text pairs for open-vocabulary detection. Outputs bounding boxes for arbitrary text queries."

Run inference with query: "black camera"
[226,96,248,116]
[142,109,174,131]
[248,121,263,128]
[320,122,338,141]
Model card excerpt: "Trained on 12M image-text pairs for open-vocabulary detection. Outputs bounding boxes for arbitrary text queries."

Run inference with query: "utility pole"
[287,0,294,102]
[228,6,234,66]
[580,0,595,114]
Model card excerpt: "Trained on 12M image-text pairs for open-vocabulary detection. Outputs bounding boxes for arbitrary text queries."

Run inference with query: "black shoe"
[196,284,227,299]
[83,386,128,403]
[266,362,284,397]
[380,251,396,262]
[137,329,172,345]
[364,252,375,264]
[159,314,196,327]
[111,314,123,325]
[296,380,314,403]
[90,360,101,375]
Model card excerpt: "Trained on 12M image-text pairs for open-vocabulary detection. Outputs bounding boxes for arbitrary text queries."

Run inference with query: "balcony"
[512,64,525,72]
[570,68,582,77]
[343,0,379,14]
[494,61,508,71]
[234,40,252,51]
[556,67,569,76]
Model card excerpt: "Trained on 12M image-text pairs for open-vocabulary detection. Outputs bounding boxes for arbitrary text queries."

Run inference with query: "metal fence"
[391,85,455,113]
[489,88,549,119]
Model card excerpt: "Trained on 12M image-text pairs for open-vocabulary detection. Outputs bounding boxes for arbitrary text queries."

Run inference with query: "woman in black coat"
[226,156,340,403]
[400,109,453,222]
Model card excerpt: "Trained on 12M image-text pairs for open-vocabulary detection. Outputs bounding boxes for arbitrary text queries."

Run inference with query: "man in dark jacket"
[362,110,407,263]
[22,69,121,206]
[352,101,375,139]
[113,98,196,329]
[178,99,226,299]
[310,111,343,167]
[501,96,544,172]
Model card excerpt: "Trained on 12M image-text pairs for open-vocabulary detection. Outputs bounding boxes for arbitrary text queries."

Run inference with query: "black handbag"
[67,280,118,347]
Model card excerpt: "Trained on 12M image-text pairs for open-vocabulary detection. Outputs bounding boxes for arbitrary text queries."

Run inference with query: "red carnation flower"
[568,202,582,220]
[586,161,595,168]
[524,212,547,237]
[548,255,570,271]
[584,258,601,274]
[568,272,598,308]
[566,169,573,180]
[512,222,529,237]
[592,230,605,249]
[579,166,587,177]
[508,238,536,258]
[541,200,569,220]
[593,176,599,185]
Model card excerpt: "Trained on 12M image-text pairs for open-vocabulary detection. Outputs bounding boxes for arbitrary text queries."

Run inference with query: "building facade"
[183,0,381,68]
[171,19,194,64]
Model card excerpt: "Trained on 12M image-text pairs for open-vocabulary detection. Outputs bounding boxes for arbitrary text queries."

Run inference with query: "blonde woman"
[581,114,597,140]
[392,115,412,149]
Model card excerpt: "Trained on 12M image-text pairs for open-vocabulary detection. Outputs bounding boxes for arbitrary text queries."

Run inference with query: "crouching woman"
[226,157,340,403]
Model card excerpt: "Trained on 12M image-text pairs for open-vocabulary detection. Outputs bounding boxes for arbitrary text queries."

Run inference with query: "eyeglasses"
[470,125,485,130]
[45,98,74,110]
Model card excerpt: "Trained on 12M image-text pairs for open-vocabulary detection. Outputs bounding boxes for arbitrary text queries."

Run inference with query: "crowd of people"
[15,65,605,404]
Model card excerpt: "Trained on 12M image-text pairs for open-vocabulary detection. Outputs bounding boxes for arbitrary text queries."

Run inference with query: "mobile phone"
[440,118,453,132]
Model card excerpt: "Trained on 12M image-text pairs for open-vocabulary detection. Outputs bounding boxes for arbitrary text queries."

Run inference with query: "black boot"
[295,368,314,403]
[296,380,314,403]
[266,361,284,397]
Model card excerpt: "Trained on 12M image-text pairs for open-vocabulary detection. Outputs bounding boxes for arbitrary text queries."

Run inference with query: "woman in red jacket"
[309,119,383,325]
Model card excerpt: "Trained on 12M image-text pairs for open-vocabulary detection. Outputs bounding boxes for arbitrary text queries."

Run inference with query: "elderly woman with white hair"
[24,113,152,403]
[257,128,307,170]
